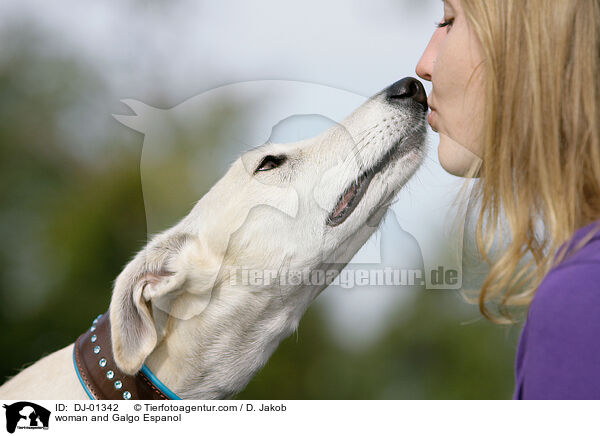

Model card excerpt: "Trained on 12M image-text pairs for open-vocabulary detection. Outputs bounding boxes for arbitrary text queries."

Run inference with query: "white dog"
[0,78,428,400]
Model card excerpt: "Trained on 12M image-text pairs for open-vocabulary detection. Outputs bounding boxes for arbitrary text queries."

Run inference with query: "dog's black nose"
[386,77,428,111]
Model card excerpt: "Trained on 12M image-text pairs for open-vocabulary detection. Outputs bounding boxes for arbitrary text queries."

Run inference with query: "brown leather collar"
[73,312,179,400]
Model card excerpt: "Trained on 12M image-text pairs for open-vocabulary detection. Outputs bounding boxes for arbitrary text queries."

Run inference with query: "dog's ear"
[109,232,218,374]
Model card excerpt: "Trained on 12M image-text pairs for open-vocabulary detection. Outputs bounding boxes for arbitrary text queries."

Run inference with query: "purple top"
[513,220,600,399]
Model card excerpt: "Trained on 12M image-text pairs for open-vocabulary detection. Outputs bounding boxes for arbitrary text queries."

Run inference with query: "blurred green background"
[0,1,522,399]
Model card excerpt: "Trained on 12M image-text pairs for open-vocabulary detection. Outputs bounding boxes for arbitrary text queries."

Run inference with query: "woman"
[415,0,600,399]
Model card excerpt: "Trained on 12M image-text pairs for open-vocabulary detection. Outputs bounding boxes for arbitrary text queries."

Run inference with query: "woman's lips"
[427,109,437,130]
[427,96,437,129]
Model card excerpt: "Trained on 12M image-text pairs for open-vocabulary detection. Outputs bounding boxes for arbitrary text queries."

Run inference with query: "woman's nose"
[416,53,433,82]
[416,29,443,82]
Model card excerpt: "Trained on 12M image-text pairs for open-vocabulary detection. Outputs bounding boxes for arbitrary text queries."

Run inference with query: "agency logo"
[2,402,50,434]
[113,80,468,303]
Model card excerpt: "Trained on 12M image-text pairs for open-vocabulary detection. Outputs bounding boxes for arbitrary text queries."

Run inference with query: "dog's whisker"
[338,125,380,174]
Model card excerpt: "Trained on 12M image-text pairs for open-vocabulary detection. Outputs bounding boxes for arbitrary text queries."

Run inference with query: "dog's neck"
[139,226,373,399]
[142,281,324,399]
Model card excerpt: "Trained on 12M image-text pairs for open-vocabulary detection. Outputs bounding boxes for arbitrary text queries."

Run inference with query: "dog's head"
[109,78,428,375]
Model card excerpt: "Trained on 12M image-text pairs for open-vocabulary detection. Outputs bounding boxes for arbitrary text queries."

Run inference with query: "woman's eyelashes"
[436,18,455,30]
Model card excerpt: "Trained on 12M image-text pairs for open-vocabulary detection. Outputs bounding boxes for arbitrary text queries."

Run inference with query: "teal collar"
[73,312,181,400]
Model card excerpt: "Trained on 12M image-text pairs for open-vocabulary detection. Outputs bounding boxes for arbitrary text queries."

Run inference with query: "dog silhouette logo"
[2,402,50,433]
[113,80,467,299]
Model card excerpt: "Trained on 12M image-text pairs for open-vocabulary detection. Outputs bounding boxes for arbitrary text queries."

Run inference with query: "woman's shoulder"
[522,222,600,359]
[525,221,600,358]
[530,223,600,322]
[516,227,600,399]
[530,257,600,323]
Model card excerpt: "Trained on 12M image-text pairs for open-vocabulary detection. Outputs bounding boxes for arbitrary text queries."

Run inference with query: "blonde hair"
[459,0,600,323]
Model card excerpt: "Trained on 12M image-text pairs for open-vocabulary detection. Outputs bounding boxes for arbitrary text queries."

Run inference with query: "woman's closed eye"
[436,18,454,30]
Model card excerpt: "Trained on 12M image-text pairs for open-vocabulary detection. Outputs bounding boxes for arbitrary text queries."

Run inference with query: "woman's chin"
[437,133,482,178]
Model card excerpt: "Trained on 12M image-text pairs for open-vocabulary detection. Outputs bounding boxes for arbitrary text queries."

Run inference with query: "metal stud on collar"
[79,313,180,400]
[88,314,132,398]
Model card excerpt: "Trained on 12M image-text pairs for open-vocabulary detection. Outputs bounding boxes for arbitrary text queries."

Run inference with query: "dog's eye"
[254,154,287,173]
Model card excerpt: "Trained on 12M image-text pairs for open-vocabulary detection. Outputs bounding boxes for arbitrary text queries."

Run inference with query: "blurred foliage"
[0,24,147,373]
[0,21,519,399]
[239,291,519,400]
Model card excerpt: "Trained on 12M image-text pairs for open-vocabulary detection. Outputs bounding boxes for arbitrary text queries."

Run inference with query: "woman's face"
[416,0,485,177]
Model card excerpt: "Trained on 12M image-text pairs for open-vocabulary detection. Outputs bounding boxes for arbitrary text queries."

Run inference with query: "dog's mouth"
[326,136,412,227]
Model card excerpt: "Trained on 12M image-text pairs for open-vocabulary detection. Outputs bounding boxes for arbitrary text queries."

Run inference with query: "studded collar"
[73,312,180,400]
